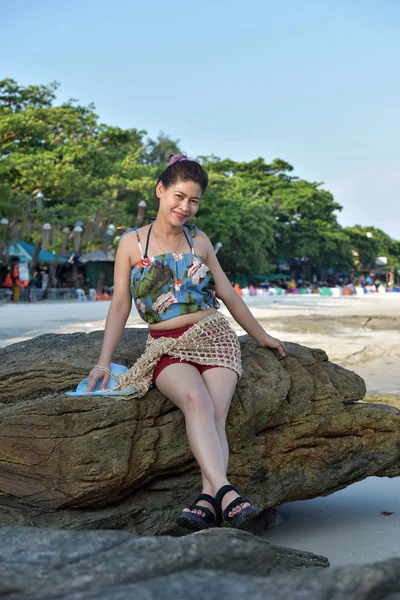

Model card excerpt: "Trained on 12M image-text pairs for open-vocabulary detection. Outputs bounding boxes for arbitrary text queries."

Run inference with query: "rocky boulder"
[0,329,399,533]
[1,526,400,600]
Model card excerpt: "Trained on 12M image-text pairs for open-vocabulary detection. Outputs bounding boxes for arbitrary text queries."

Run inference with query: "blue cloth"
[66,363,134,396]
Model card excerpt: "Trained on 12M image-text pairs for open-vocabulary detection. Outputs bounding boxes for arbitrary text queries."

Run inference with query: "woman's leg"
[200,367,250,517]
[155,362,232,518]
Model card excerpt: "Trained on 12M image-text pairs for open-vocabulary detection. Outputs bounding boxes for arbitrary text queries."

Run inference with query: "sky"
[2,0,400,239]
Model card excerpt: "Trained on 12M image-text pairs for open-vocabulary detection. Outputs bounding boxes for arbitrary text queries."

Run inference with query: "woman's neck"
[152,216,183,239]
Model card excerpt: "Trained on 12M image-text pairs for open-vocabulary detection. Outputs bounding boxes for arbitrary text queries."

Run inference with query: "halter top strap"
[133,228,144,260]
[144,225,152,259]
[183,228,195,255]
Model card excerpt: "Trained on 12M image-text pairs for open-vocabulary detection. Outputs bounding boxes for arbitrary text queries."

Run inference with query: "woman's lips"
[173,211,188,220]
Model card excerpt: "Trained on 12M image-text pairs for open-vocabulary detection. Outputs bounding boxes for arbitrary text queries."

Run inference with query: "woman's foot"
[215,484,258,528]
[182,495,217,519]
[220,490,250,518]
[175,493,221,531]
[182,493,249,519]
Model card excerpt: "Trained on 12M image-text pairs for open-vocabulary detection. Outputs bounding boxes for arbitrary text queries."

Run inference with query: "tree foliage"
[1,78,399,276]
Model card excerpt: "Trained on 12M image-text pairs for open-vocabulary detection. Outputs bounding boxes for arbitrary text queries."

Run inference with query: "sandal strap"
[222,495,249,519]
[188,505,215,521]
[194,493,218,513]
[215,484,239,510]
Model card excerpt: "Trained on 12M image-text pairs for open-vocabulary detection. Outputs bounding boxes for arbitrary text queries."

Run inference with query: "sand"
[264,476,400,567]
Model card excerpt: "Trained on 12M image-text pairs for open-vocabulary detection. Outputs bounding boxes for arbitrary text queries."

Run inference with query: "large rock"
[0,329,399,533]
[1,526,400,600]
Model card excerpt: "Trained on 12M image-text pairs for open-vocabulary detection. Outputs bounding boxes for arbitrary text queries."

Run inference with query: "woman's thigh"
[154,362,214,413]
[201,367,238,425]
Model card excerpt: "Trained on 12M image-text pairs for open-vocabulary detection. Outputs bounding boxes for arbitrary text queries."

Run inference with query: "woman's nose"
[180,200,190,212]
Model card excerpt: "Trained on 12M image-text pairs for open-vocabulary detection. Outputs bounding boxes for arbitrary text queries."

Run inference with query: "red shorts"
[150,323,220,385]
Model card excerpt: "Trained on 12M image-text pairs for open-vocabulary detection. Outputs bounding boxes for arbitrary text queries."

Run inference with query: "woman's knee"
[183,388,214,417]
[213,413,228,434]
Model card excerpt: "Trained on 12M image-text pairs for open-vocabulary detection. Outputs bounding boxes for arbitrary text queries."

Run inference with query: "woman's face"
[156,179,202,225]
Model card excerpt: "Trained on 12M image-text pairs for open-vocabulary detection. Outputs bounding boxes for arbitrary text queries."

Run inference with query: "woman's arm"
[202,233,286,358]
[85,235,133,391]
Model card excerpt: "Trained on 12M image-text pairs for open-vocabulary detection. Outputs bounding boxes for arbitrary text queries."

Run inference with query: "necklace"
[152,225,183,254]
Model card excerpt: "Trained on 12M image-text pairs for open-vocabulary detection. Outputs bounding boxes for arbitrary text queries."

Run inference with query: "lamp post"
[45,227,72,294]
[35,191,44,210]
[103,224,115,253]
[214,241,223,255]
[71,223,84,290]
[0,218,10,259]
[42,223,52,250]
[73,223,83,253]
[136,200,146,228]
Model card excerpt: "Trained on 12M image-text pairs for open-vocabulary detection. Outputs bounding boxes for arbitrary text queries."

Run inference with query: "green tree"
[140,131,181,166]
[344,225,400,274]
[0,78,147,254]
[1,77,398,283]
[344,225,381,271]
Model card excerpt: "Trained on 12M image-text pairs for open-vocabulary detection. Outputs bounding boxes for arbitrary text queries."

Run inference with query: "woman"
[85,154,286,531]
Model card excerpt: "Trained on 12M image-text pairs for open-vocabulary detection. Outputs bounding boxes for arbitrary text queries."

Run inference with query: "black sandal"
[215,484,258,528]
[175,493,222,531]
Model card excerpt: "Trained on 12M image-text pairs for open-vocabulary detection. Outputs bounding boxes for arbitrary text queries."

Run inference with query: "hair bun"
[168,153,188,166]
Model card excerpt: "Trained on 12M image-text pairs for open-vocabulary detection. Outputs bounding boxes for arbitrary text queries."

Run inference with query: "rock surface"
[0,329,399,533]
[1,526,400,600]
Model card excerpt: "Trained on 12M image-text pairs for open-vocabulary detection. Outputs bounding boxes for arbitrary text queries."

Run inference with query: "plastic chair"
[76,288,87,302]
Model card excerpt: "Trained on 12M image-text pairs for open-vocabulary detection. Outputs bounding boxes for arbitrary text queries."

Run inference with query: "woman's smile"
[173,211,189,220]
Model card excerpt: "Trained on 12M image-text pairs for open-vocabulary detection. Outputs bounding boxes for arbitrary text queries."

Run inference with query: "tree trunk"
[29,240,42,277]
[42,235,70,299]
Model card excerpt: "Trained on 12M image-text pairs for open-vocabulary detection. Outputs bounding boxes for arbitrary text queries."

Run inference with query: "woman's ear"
[155,181,164,199]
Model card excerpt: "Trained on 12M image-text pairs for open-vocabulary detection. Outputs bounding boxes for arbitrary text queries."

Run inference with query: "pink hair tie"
[168,153,189,166]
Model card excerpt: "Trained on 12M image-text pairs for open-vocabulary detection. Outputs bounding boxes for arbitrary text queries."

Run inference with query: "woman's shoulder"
[119,224,150,242]
[189,227,212,247]
[185,223,209,240]
[186,226,212,260]
[118,226,150,267]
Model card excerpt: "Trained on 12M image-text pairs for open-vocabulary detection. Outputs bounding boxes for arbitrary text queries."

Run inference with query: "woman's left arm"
[202,234,286,358]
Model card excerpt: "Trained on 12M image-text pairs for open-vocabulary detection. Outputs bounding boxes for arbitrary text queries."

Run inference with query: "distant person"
[3,270,12,290]
[40,270,48,289]
[233,283,243,296]
[11,259,21,302]
[27,271,41,302]
[343,285,353,296]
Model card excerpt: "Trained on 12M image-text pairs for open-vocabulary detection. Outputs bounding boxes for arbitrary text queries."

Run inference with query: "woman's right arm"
[85,234,134,391]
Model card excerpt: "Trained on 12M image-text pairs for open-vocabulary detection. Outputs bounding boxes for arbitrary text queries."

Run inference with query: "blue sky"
[3,0,400,239]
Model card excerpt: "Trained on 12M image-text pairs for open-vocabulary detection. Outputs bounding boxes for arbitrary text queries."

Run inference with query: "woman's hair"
[156,153,209,195]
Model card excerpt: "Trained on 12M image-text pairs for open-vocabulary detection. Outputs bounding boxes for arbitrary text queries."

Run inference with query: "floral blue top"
[121,224,220,324]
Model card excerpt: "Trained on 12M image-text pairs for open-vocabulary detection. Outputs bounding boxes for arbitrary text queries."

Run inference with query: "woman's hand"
[258,334,287,358]
[84,365,111,392]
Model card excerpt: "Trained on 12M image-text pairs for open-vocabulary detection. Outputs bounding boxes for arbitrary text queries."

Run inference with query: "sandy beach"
[1,293,399,567]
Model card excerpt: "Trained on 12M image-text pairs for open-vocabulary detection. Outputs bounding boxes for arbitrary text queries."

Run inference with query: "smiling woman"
[77,152,287,533]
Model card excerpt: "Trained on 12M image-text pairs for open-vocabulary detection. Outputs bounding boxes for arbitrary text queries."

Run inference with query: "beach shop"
[0,241,68,301]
